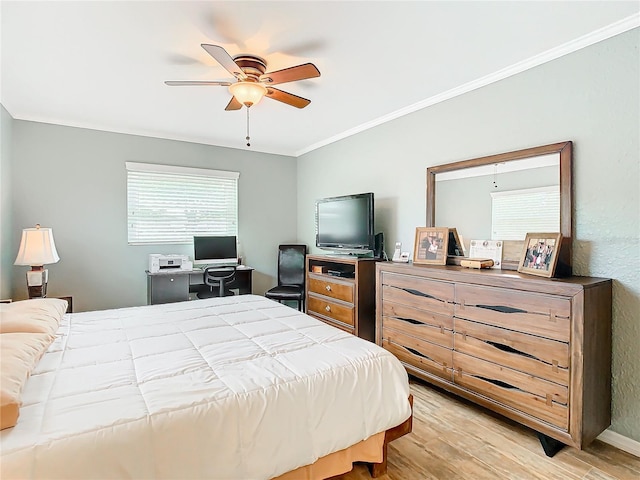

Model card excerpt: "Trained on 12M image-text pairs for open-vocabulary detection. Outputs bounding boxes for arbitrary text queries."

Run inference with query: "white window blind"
[491,186,559,240]
[126,162,239,245]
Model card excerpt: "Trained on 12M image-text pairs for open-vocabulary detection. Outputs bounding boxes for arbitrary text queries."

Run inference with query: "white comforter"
[1,295,411,479]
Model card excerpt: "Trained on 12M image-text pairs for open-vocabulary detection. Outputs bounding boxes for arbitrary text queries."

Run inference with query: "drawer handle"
[397,316,421,325]
[401,287,442,302]
[485,340,537,360]
[476,304,527,314]
[325,305,331,312]
[325,285,332,292]
[405,346,433,361]
[475,375,518,390]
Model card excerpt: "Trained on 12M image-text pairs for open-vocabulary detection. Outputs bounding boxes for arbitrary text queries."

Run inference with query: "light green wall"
[10,122,298,312]
[0,105,13,299]
[297,29,640,441]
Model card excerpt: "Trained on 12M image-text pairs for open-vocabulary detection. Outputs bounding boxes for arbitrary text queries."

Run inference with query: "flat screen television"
[315,192,374,252]
[193,235,238,266]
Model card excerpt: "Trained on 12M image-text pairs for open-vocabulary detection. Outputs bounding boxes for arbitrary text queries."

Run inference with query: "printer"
[148,254,192,273]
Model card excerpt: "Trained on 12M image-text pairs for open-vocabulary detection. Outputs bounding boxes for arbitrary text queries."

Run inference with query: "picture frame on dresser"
[447,228,465,257]
[413,227,449,265]
[518,232,562,278]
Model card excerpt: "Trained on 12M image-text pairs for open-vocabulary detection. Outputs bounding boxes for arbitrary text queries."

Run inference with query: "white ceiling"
[1,1,638,157]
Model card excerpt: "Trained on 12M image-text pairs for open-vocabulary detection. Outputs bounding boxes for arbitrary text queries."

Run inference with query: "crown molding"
[296,13,640,158]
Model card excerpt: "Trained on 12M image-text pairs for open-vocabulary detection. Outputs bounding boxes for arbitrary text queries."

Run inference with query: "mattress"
[0,295,411,479]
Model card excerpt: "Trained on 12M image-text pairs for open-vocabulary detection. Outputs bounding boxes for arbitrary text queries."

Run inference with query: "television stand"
[325,250,374,258]
[305,254,377,341]
[327,269,354,278]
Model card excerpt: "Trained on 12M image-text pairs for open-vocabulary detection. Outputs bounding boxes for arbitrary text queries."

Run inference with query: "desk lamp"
[14,224,60,298]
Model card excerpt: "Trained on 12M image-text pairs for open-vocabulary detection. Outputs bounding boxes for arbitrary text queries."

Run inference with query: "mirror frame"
[426,141,573,274]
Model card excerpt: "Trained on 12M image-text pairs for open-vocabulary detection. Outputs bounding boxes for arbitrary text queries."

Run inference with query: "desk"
[146,266,253,305]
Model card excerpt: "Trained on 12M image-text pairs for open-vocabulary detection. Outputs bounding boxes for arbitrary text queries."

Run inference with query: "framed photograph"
[518,233,563,278]
[447,228,465,257]
[414,227,449,265]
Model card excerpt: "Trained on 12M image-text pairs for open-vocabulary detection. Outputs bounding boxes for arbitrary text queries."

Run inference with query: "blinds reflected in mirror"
[491,186,560,240]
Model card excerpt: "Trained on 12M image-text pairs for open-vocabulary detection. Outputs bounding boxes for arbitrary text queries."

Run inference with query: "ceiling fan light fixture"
[229,82,267,107]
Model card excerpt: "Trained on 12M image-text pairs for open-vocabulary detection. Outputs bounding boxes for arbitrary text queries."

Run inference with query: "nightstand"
[0,296,72,312]
[54,296,73,313]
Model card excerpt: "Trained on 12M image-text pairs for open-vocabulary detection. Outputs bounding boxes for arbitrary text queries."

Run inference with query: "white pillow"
[0,298,68,335]
[0,332,54,429]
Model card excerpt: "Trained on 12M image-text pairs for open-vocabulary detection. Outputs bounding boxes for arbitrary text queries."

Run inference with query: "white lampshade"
[14,225,60,266]
[229,82,267,107]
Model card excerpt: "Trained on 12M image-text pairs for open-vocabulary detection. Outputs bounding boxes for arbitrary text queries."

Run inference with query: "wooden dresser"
[306,255,377,341]
[376,262,612,452]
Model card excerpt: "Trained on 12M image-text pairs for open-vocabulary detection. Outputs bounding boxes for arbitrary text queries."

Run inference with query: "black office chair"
[197,266,237,298]
[265,244,307,311]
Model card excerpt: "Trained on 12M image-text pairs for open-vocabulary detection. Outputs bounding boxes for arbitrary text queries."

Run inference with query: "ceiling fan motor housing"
[233,55,268,81]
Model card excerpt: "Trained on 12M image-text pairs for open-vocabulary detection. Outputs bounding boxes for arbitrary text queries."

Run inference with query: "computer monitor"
[193,236,238,266]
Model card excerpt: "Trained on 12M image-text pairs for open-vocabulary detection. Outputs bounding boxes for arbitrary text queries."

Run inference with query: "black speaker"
[374,232,384,259]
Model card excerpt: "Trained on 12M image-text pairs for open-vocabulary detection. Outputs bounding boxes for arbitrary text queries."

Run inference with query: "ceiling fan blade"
[165,80,233,86]
[260,63,320,86]
[225,97,243,111]
[201,44,246,80]
[265,87,311,109]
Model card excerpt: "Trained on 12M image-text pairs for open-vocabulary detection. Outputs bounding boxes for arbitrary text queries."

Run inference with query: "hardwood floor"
[335,379,640,480]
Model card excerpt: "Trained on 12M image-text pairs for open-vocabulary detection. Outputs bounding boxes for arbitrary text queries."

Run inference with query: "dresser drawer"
[381,273,454,316]
[308,276,354,303]
[310,313,354,334]
[382,302,453,348]
[454,352,568,429]
[307,295,354,326]
[455,284,571,342]
[383,301,453,331]
[383,333,453,382]
[454,319,569,386]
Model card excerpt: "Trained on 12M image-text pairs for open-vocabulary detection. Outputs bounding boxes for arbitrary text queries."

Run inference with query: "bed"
[0,295,412,479]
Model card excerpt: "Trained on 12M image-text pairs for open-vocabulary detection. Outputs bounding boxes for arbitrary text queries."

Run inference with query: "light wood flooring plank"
[334,379,640,480]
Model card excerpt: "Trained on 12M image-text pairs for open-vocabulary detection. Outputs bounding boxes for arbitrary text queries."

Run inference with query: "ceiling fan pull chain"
[246,107,251,147]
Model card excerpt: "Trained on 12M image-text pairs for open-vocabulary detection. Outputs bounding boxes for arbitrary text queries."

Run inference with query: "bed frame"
[276,395,413,480]
[368,394,414,477]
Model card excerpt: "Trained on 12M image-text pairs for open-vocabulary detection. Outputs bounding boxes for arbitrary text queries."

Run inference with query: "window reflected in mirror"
[426,142,572,273]
[435,154,560,247]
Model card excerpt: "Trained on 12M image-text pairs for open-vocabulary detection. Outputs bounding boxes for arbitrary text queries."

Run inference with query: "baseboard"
[597,429,640,457]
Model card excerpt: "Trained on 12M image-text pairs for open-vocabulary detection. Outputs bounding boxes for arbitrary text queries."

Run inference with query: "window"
[491,186,559,240]
[126,162,239,245]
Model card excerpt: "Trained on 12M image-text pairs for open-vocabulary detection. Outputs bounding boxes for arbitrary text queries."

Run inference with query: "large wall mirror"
[426,141,573,274]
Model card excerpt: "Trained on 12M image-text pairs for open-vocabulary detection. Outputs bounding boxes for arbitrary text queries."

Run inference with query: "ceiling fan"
[165,44,321,111]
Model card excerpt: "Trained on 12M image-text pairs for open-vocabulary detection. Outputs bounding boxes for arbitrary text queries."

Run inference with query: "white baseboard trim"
[597,429,640,457]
